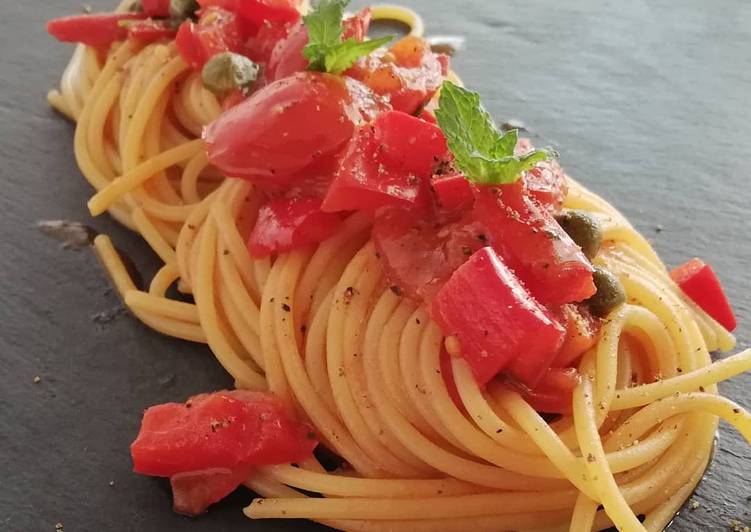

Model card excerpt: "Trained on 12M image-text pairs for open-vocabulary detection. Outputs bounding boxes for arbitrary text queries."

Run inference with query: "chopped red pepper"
[372,209,484,301]
[171,465,253,516]
[432,173,473,214]
[431,247,566,386]
[47,12,147,47]
[248,197,343,257]
[374,111,449,178]
[131,390,316,478]
[670,258,737,331]
[473,184,595,306]
[321,125,432,214]
[142,0,171,17]
[175,7,244,70]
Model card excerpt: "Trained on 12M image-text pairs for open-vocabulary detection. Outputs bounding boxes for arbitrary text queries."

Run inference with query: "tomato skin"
[431,247,566,386]
[175,7,244,69]
[248,197,343,257]
[432,173,473,214]
[47,13,147,47]
[473,184,595,307]
[374,111,449,177]
[205,72,384,185]
[142,0,171,17]
[130,390,316,478]
[171,465,253,516]
[127,19,176,43]
[670,258,737,331]
[348,36,447,114]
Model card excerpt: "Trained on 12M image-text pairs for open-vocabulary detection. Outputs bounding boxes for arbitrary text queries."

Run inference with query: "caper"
[555,209,603,260]
[586,267,626,317]
[201,52,259,95]
[128,1,143,13]
[170,0,199,20]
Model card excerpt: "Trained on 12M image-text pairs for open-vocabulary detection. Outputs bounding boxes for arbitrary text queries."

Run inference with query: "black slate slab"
[1,1,749,531]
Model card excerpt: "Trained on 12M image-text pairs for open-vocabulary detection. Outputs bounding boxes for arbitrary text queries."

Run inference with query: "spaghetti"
[48,2,751,531]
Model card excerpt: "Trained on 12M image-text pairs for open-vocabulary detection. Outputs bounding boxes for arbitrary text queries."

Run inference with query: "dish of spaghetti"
[45,0,751,530]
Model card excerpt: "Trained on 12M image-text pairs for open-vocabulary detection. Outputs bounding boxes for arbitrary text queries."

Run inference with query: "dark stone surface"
[1,1,749,531]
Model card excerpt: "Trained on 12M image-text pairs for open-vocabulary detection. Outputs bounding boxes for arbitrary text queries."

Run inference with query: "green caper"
[586,267,626,317]
[201,52,259,95]
[170,0,199,20]
[555,209,603,260]
[127,1,143,13]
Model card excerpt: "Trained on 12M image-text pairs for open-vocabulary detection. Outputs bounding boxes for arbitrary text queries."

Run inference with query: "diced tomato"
[418,108,438,124]
[245,19,293,65]
[47,13,147,47]
[431,247,566,386]
[127,19,176,43]
[373,209,485,301]
[142,0,171,17]
[200,0,301,26]
[342,7,372,41]
[131,390,316,478]
[432,173,473,214]
[551,304,601,367]
[348,36,447,114]
[266,21,309,81]
[321,126,432,214]
[670,258,737,331]
[171,465,253,516]
[205,72,386,186]
[374,111,449,177]
[473,184,595,306]
[514,138,567,212]
[248,197,342,257]
[175,7,244,70]
[511,367,579,415]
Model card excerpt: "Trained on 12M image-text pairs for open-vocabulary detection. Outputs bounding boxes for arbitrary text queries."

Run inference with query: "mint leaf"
[303,0,393,74]
[324,36,393,73]
[435,81,554,185]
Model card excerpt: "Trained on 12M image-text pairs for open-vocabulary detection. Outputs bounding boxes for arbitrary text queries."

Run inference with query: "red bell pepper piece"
[473,184,595,306]
[431,247,566,386]
[551,304,601,367]
[321,125,432,214]
[372,209,485,301]
[131,390,316,477]
[175,7,244,70]
[171,465,254,516]
[670,258,737,331]
[47,12,147,47]
[142,0,171,17]
[432,173,473,214]
[374,111,449,178]
[248,197,342,257]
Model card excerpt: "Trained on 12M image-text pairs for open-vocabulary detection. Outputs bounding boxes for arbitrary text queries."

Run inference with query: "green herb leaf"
[435,80,555,185]
[303,0,393,74]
